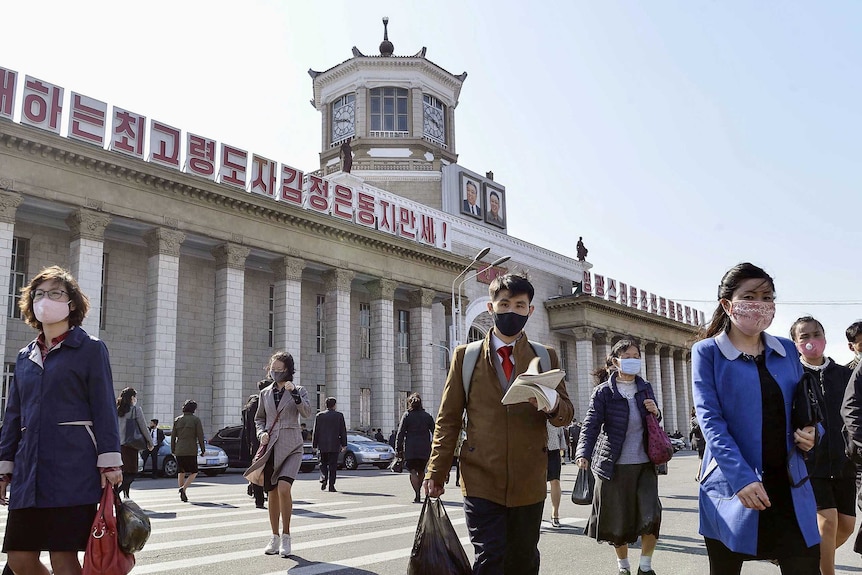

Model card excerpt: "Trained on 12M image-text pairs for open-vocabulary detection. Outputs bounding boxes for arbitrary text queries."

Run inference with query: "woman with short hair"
[172,399,205,503]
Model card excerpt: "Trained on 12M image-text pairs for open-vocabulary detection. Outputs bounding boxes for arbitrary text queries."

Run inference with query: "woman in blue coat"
[692,263,819,574]
[0,266,122,575]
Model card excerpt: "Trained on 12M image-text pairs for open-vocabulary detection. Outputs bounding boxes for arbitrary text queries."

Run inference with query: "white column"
[573,327,595,420]
[143,228,185,425]
[272,256,305,382]
[674,351,692,434]
[660,346,678,433]
[0,190,22,364]
[368,279,396,431]
[66,209,111,337]
[324,268,355,428]
[211,243,249,432]
[645,342,663,410]
[409,288,436,415]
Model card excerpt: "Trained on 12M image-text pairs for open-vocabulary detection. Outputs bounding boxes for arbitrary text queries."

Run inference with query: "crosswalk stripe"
[147,501,362,523]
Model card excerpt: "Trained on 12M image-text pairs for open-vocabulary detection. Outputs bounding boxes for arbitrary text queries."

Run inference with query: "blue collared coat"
[0,326,122,509]
[692,331,819,555]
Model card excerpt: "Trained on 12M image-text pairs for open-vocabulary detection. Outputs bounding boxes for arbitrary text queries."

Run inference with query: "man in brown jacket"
[425,272,574,575]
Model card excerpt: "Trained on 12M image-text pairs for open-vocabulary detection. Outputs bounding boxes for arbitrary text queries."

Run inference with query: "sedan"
[337,434,396,470]
[209,424,318,473]
[143,433,229,478]
[670,437,686,452]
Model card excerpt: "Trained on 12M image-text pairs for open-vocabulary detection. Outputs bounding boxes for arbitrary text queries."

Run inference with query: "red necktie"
[497,346,513,380]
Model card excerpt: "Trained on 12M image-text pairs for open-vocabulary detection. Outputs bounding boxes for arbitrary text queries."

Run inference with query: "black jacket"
[396,408,435,460]
[241,395,260,461]
[313,409,347,453]
[806,359,854,478]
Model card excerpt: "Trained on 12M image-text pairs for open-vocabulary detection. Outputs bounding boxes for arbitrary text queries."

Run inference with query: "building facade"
[0,24,701,438]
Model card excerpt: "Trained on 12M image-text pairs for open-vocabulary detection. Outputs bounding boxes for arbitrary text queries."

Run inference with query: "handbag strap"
[265,399,285,436]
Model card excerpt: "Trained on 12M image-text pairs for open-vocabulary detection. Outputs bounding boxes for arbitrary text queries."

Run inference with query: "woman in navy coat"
[692,263,819,574]
[0,266,122,575]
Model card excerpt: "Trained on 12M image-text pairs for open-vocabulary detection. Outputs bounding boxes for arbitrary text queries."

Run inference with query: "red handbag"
[82,484,135,575]
[645,413,674,465]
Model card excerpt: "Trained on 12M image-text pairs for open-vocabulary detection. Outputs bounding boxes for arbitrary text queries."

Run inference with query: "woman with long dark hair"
[116,387,153,498]
[0,266,122,575]
[692,262,819,574]
[396,393,435,503]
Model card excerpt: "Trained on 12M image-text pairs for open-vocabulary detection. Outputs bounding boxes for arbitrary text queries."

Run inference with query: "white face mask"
[33,298,71,325]
[618,358,642,375]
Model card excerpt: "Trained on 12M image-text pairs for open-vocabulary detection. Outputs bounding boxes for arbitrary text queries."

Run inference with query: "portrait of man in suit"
[461,177,482,218]
[485,185,506,227]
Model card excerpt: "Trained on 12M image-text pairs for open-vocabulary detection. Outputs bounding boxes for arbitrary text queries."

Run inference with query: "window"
[268,285,274,348]
[317,385,326,412]
[316,295,326,353]
[437,340,449,370]
[359,388,371,428]
[99,253,108,330]
[397,310,410,363]
[331,93,355,145]
[359,302,371,359]
[370,87,408,135]
[467,326,484,343]
[422,94,446,145]
[8,237,28,319]
[0,363,11,421]
[398,391,410,416]
[559,340,570,380]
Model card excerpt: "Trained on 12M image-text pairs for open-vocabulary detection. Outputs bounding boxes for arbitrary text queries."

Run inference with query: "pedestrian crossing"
[0,471,589,575]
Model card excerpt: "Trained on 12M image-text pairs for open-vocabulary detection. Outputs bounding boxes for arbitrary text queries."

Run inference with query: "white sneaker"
[279,534,291,557]
[264,534,279,555]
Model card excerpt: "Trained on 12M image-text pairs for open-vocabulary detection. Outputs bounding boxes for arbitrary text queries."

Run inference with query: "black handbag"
[114,489,152,554]
[791,371,824,431]
[571,467,594,505]
[123,416,147,451]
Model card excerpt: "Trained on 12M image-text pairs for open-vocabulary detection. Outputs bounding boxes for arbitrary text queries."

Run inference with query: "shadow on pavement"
[287,555,378,574]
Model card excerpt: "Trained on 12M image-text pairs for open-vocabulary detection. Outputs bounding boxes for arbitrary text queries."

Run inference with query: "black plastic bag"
[571,467,594,505]
[391,457,404,473]
[407,497,471,575]
[115,491,152,554]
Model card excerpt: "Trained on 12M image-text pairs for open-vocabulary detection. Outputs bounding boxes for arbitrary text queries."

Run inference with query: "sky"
[3,1,862,361]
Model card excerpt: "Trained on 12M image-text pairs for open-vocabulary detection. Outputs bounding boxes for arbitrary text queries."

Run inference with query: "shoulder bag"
[644,387,673,465]
[116,491,152,554]
[82,484,135,575]
[123,408,148,451]
[792,371,824,431]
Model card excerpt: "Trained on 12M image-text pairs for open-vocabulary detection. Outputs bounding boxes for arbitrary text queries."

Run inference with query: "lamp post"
[456,255,511,345]
[450,248,490,348]
[428,342,451,367]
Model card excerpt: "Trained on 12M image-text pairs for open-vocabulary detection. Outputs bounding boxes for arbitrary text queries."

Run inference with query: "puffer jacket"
[804,359,854,478]
[576,373,660,481]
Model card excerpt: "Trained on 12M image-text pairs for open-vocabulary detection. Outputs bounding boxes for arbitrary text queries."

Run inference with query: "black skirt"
[3,504,97,552]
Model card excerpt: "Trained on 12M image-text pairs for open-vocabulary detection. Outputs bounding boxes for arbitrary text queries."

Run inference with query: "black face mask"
[492,311,529,337]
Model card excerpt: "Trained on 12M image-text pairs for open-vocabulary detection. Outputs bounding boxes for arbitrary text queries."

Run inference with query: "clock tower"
[308,18,467,210]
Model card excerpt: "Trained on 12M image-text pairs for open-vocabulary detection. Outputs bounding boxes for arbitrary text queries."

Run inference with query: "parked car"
[145,431,229,478]
[209,424,318,473]
[337,433,396,470]
[670,437,686,452]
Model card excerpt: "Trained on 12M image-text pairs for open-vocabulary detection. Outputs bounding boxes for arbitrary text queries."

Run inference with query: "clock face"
[332,104,355,140]
[423,105,444,141]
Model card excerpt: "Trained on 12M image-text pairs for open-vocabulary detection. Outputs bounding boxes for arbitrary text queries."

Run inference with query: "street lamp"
[450,248,491,348]
[456,255,511,344]
[428,342,451,367]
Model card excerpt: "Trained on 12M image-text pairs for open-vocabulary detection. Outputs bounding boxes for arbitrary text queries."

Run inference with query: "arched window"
[369,87,408,135]
[331,93,355,145]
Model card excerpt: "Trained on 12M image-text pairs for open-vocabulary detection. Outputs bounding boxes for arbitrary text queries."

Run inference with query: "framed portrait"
[459,172,482,219]
[483,183,505,228]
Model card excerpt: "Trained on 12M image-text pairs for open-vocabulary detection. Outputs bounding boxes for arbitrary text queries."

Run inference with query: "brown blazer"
[426,332,574,507]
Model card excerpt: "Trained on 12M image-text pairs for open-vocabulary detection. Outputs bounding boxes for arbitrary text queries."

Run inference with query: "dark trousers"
[320,452,339,488]
[141,448,159,476]
[704,537,820,575]
[464,496,544,575]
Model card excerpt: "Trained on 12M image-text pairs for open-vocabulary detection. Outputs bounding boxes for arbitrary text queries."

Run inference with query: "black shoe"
[320,482,327,491]
[179,488,188,502]
[636,569,656,575]
[328,487,337,492]
[255,503,266,509]
[247,484,254,496]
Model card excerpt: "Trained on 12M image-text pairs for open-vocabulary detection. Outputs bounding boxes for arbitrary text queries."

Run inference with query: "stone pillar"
[66,209,111,337]
[143,228,185,424]
[0,190,22,365]
[324,268,355,428]
[411,86,424,138]
[409,288,436,415]
[659,346,678,433]
[674,350,692,434]
[355,86,367,140]
[644,342,662,410]
[573,327,595,420]
[367,279,396,431]
[211,243,249,431]
[594,331,611,375]
[272,256,305,364]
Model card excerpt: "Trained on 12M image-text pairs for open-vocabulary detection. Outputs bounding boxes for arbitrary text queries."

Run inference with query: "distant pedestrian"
[388,429,396,448]
[116,387,153,498]
[846,321,862,371]
[242,381,271,509]
[243,351,312,558]
[374,428,385,443]
[397,393,435,503]
[689,407,704,460]
[313,397,347,492]
[547,420,566,527]
[172,399,205,503]
[142,419,165,478]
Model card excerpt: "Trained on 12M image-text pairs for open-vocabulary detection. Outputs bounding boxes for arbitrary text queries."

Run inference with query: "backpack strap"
[460,339,551,407]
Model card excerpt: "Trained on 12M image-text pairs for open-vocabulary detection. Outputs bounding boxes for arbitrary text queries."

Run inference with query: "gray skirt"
[586,462,661,546]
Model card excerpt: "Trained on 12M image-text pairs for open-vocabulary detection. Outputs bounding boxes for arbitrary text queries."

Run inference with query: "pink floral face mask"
[726,300,775,336]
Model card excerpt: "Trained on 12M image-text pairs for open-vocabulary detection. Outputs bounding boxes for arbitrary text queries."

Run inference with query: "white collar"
[715,330,786,361]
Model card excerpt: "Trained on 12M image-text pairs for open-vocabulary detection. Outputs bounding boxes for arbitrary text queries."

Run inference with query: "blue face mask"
[618,358,641,376]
